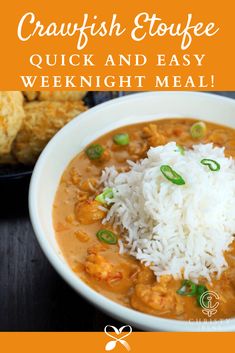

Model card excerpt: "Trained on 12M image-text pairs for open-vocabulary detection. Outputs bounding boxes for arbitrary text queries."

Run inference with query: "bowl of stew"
[29,92,235,331]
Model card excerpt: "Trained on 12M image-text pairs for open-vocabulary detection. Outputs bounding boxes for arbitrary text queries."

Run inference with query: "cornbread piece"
[23,91,39,101]
[23,91,87,102]
[13,100,87,164]
[0,152,17,164]
[0,91,25,155]
[39,91,87,101]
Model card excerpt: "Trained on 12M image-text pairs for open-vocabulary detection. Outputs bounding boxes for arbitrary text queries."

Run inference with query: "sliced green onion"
[113,133,130,146]
[175,145,185,155]
[96,229,117,244]
[85,144,104,160]
[190,121,207,139]
[160,165,185,185]
[196,285,209,307]
[95,188,113,204]
[176,280,197,297]
[177,281,209,307]
[201,159,220,171]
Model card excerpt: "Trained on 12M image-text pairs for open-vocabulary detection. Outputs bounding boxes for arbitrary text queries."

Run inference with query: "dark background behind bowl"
[0,91,234,331]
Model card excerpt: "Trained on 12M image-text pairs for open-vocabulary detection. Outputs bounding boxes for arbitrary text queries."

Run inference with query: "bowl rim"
[29,91,235,331]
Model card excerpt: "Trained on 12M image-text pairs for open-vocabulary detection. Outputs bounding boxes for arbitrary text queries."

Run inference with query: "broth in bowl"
[53,118,235,321]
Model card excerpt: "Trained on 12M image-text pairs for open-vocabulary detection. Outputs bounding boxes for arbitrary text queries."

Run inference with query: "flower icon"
[104,325,132,351]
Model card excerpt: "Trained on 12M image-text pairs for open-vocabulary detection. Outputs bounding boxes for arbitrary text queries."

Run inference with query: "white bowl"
[29,92,235,332]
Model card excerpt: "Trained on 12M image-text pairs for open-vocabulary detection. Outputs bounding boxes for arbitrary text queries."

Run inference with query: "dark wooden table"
[0,91,234,331]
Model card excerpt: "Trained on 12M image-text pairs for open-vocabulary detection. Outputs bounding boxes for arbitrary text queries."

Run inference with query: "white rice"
[101,142,235,282]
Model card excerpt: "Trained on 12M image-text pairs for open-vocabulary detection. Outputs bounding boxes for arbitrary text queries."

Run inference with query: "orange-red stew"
[54,118,235,321]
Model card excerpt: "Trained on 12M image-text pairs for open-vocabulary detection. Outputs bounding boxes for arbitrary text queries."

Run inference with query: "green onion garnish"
[201,159,220,171]
[196,285,209,307]
[190,121,207,139]
[96,229,117,244]
[176,280,197,296]
[177,281,209,307]
[113,133,130,146]
[160,165,185,185]
[85,144,104,160]
[95,188,113,204]
[175,145,185,155]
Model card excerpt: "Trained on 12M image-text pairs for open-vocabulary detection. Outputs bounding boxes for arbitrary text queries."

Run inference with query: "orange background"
[0,0,234,90]
[1,332,234,352]
[0,1,234,345]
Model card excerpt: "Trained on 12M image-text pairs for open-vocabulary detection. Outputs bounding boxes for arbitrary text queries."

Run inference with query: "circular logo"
[199,291,220,317]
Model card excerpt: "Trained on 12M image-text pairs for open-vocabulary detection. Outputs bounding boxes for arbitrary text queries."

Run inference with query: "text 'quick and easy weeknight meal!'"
[53,118,235,320]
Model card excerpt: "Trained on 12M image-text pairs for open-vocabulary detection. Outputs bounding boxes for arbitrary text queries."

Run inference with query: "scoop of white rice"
[101,142,235,282]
